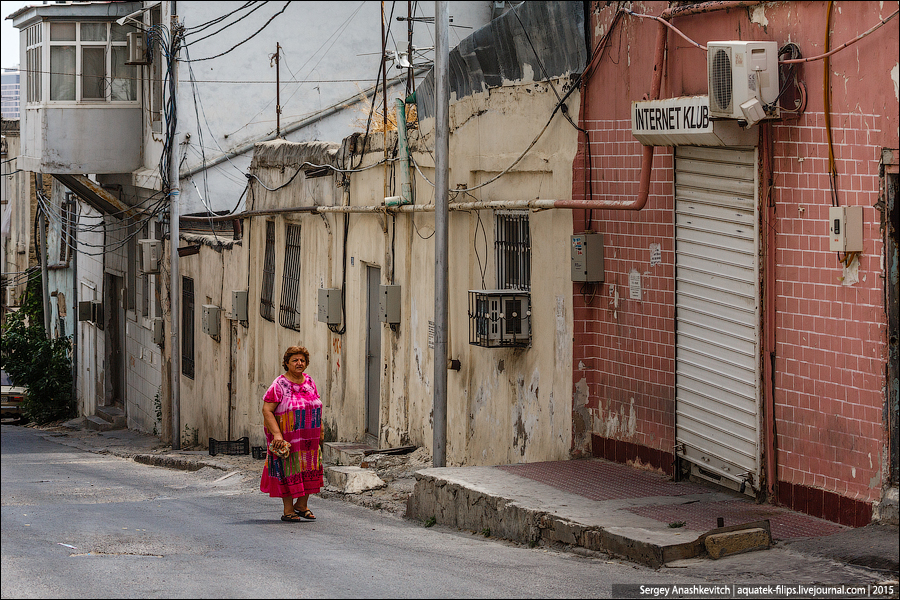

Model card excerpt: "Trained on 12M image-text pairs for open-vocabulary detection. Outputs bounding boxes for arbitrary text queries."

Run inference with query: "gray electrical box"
[317,288,342,325]
[202,304,220,337]
[231,290,248,321]
[828,206,863,252]
[151,317,165,345]
[379,284,401,324]
[571,233,604,282]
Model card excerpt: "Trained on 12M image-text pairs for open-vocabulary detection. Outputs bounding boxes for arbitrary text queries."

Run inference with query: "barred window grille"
[278,224,303,330]
[495,210,531,291]
[182,276,194,379]
[58,196,75,263]
[260,221,276,322]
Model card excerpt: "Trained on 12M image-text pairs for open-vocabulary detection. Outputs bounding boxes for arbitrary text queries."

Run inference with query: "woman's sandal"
[295,509,316,520]
[280,512,303,522]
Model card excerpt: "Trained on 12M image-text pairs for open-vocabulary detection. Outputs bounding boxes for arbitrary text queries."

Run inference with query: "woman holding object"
[260,345,323,522]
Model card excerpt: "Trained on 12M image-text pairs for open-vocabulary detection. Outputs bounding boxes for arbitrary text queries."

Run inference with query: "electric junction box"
[571,233,604,282]
[317,288,342,325]
[202,305,220,337]
[828,206,863,252]
[231,290,248,321]
[379,285,401,324]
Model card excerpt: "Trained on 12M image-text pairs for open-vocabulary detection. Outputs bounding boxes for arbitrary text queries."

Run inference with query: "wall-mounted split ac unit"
[125,32,149,65]
[707,41,779,127]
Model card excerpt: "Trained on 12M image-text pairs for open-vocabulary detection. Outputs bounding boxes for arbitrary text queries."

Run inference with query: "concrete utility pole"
[169,6,181,450]
[433,0,449,467]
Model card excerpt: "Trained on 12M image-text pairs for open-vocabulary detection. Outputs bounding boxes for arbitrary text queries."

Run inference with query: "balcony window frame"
[28,19,139,105]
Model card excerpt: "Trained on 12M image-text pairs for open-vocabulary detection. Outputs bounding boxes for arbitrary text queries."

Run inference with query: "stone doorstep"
[323,442,376,467]
[325,466,386,494]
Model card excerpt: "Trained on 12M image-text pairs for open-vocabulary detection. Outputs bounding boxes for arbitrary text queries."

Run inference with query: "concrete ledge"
[133,454,207,471]
[326,466,386,493]
[705,527,772,559]
[84,415,113,432]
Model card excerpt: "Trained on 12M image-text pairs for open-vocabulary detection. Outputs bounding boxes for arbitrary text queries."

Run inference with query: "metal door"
[674,146,760,495]
[365,266,381,441]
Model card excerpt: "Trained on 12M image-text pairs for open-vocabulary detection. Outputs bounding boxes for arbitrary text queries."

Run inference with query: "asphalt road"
[2,424,708,599]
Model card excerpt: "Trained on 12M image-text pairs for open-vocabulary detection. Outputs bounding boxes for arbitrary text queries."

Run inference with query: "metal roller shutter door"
[674,145,760,495]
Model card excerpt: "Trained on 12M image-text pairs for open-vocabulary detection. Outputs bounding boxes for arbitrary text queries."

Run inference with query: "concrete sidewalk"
[17,419,900,576]
[406,459,899,571]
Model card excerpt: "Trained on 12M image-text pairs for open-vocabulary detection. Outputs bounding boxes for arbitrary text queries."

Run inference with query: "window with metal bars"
[182,276,194,379]
[58,195,75,264]
[278,224,303,330]
[260,221,276,322]
[495,210,531,291]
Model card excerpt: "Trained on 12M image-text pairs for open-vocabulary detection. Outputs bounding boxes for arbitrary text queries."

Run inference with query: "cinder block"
[704,527,772,559]
[325,466,385,493]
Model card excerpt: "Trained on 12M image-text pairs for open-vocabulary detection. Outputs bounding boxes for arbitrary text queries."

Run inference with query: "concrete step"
[95,406,126,429]
[323,442,376,466]
[84,415,114,432]
[325,466,386,493]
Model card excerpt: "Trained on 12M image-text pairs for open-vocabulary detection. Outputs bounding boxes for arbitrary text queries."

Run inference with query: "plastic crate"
[208,437,249,456]
[251,446,266,460]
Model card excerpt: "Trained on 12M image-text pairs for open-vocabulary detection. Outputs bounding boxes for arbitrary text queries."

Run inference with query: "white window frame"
[30,20,139,105]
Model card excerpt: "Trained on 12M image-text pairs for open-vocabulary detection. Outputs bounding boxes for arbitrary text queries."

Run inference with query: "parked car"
[1,369,27,423]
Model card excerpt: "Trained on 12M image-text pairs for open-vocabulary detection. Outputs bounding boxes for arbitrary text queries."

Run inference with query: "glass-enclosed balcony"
[12,3,144,175]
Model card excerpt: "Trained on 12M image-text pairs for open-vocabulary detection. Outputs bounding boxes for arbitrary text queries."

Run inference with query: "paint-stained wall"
[177,78,579,465]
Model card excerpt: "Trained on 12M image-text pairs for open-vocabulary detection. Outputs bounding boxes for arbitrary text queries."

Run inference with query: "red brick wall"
[571,118,677,461]
[772,111,887,504]
[577,2,896,516]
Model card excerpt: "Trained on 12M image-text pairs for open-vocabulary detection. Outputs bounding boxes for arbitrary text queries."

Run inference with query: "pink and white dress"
[259,373,323,498]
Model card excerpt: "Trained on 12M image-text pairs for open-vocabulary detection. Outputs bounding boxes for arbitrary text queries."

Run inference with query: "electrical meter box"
[202,305,220,337]
[151,317,165,345]
[828,206,863,252]
[231,290,248,321]
[138,239,161,274]
[571,233,604,282]
[379,285,401,324]
[317,288,342,325]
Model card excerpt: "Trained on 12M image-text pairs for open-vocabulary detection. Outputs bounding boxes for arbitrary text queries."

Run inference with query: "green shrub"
[1,273,75,425]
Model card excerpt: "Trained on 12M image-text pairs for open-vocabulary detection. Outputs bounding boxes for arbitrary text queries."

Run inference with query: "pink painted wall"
[575,1,898,517]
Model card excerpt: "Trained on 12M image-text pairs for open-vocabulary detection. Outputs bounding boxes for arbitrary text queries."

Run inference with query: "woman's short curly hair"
[282,346,310,371]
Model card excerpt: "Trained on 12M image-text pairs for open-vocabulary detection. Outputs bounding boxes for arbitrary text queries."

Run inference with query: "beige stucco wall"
[177,79,579,465]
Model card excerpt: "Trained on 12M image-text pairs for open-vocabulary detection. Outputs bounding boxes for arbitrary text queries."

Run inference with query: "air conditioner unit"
[468,290,531,348]
[138,239,161,274]
[125,32,148,65]
[707,41,779,125]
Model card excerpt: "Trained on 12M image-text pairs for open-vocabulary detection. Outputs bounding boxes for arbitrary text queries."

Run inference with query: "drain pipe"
[557,0,761,212]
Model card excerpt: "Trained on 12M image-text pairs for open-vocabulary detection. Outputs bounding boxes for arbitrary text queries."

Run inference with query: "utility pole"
[272,43,281,138]
[382,3,389,201]
[433,0,449,467]
[169,8,182,450]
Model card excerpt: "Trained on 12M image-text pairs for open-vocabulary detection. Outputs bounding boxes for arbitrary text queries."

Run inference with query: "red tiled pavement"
[496,459,848,540]
[496,458,710,501]
[627,499,847,541]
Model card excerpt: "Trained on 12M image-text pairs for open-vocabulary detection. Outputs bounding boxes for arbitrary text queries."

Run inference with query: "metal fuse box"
[379,284,401,324]
[829,206,863,252]
[231,290,248,321]
[317,288,342,325]
[571,233,604,282]
[202,305,220,337]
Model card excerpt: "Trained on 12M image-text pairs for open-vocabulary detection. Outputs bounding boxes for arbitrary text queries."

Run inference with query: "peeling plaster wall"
[216,78,577,463]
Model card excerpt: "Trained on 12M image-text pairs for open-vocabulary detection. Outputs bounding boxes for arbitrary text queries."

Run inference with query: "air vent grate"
[710,48,732,113]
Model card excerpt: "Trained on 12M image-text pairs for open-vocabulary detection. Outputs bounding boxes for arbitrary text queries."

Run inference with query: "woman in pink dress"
[260,346,323,522]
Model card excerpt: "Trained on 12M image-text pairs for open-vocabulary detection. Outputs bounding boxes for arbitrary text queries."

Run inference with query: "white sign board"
[631,96,757,147]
